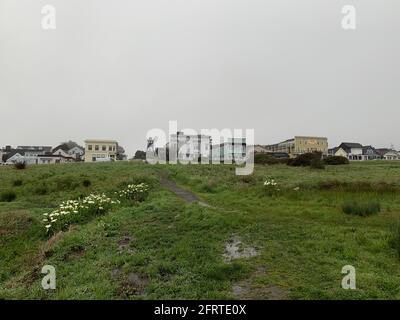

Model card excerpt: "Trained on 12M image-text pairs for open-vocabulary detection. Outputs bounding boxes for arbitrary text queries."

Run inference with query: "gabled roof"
[53,144,70,153]
[376,148,398,156]
[340,142,363,149]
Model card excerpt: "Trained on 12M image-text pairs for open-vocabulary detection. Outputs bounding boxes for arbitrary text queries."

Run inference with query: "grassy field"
[1,161,400,299]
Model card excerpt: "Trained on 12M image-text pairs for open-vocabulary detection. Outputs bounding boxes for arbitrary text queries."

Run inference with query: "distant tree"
[116,145,127,160]
[60,140,82,150]
[133,150,146,160]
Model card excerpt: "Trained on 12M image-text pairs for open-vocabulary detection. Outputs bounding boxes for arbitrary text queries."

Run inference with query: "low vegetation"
[0,161,400,299]
[342,200,381,216]
[0,190,17,202]
[14,162,26,170]
[323,156,350,165]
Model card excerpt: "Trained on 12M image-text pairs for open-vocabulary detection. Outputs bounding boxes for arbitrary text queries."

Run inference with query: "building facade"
[84,139,118,162]
[265,136,328,157]
[168,132,211,163]
[211,138,247,162]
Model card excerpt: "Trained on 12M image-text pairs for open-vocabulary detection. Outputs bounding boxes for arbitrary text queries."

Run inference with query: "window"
[95,145,99,151]
[109,145,112,151]
[102,145,106,151]
[88,145,93,151]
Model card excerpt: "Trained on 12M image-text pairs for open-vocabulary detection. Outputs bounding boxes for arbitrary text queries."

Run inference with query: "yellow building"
[265,136,328,157]
[84,139,118,162]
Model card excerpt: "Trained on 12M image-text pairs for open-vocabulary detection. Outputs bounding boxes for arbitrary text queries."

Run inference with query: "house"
[211,138,247,163]
[253,145,270,154]
[376,148,400,160]
[4,149,74,165]
[265,136,328,158]
[330,143,385,161]
[334,142,363,160]
[68,146,85,160]
[84,139,118,162]
[53,144,84,161]
[168,132,212,163]
[362,146,381,160]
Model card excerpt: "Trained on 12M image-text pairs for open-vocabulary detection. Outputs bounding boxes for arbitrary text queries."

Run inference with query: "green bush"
[0,190,17,202]
[82,179,92,187]
[342,200,381,216]
[115,183,150,202]
[287,152,322,167]
[323,156,349,165]
[12,179,23,187]
[14,162,26,170]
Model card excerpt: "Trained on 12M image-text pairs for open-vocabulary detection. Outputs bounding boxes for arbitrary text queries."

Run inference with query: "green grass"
[1,161,400,299]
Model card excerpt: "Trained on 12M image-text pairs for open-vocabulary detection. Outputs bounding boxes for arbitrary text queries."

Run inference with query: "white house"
[377,149,400,160]
[53,144,84,161]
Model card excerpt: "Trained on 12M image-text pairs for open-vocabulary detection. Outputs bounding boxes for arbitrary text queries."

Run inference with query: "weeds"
[342,200,381,216]
[0,190,17,202]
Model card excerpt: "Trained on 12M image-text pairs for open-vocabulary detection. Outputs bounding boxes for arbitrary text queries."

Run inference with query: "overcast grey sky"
[0,0,399,157]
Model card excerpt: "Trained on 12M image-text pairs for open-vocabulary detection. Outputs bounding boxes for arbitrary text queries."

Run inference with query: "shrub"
[388,222,400,259]
[323,156,349,165]
[287,152,322,167]
[82,179,92,187]
[14,162,26,170]
[0,190,17,202]
[115,183,150,202]
[43,194,120,235]
[342,200,381,216]
[12,179,23,187]
[263,179,280,196]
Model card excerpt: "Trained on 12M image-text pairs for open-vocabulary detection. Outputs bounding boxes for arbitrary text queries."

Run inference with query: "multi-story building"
[211,138,247,162]
[84,139,118,162]
[265,136,328,158]
[168,132,211,163]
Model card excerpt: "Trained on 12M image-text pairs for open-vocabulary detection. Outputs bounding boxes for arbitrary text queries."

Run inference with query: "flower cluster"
[43,194,119,234]
[115,183,149,202]
[263,179,280,196]
[264,179,278,187]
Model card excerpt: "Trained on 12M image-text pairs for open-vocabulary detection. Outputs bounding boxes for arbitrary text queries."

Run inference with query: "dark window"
[88,145,92,151]
[102,145,106,151]
[95,145,99,151]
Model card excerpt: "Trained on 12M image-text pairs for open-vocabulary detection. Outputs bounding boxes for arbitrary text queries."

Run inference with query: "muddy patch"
[116,273,149,297]
[223,236,258,262]
[117,235,135,254]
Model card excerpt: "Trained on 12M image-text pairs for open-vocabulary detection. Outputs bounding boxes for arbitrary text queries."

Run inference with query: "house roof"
[53,144,70,153]
[376,148,398,156]
[16,146,52,152]
[340,142,363,149]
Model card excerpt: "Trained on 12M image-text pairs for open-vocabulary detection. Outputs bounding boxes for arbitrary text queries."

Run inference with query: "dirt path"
[160,177,211,207]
